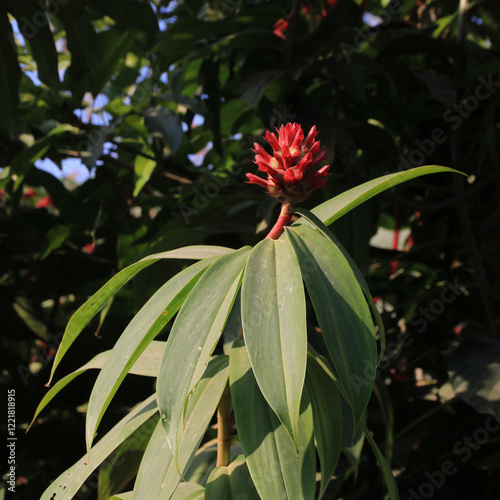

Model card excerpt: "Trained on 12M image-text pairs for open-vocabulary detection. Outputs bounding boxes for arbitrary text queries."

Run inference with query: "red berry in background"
[35,196,53,209]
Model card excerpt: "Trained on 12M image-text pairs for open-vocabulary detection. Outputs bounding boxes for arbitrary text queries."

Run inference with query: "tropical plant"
[3,0,499,498]
[32,121,461,499]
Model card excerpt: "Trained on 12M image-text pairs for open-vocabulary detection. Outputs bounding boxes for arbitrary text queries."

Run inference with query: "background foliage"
[1,0,499,498]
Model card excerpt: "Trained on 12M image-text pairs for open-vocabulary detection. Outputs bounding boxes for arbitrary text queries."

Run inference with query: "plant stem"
[265,202,295,240]
[216,381,232,467]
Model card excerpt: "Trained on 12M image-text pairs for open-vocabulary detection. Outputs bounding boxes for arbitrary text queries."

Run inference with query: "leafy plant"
[33,122,461,500]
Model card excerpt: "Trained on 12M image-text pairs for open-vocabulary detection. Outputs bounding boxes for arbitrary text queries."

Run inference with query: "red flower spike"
[246,123,330,203]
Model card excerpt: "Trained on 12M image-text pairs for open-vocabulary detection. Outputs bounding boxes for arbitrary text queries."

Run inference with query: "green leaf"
[305,351,343,499]
[295,208,386,363]
[40,394,158,500]
[93,29,136,94]
[311,166,465,227]
[360,420,400,500]
[182,440,218,485]
[10,123,80,189]
[87,0,159,33]
[58,0,100,67]
[38,224,71,260]
[182,440,244,487]
[134,356,229,500]
[110,493,133,500]
[230,340,316,500]
[86,258,215,452]
[341,395,365,471]
[133,155,157,197]
[222,289,242,355]
[205,455,259,500]
[240,71,277,107]
[0,10,21,139]
[158,247,250,463]
[48,245,234,385]
[7,0,60,89]
[29,341,166,430]
[171,482,205,500]
[58,0,100,101]
[373,379,394,467]
[143,106,184,154]
[241,238,307,450]
[285,225,376,431]
[98,416,157,500]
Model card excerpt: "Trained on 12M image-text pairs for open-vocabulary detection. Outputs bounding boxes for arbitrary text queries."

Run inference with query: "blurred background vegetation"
[1,0,499,498]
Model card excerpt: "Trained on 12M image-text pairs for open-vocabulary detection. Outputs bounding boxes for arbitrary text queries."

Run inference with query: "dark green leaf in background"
[0,9,21,138]
[205,455,259,500]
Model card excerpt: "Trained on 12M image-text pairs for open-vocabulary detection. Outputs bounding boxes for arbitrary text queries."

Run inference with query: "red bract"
[246,123,330,203]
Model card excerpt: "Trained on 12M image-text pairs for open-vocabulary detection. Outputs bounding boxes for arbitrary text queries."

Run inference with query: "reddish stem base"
[265,202,295,240]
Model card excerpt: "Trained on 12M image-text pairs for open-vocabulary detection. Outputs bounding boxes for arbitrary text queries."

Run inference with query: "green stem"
[216,381,232,467]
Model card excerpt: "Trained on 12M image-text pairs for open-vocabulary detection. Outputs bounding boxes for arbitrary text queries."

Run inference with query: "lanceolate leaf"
[205,455,259,500]
[305,351,343,499]
[360,420,400,500]
[97,416,157,500]
[295,208,386,362]
[230,340,316,500]
[48,245,234,384]
[134,356,229,500]
[241,238,306,450]
[285,225,376,430]
[40,395,158,500]
[7,0,60,89]
[110,493,133,500]
[57,0,100,69]
[86,258,216,452]
[87,0,159,34]
[29,341,165,430]
[311,166,464,227]
[157,248,250,464]
[373,379,395,467]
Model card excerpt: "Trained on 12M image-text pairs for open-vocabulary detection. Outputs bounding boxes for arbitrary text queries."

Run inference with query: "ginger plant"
[33,123,461,500]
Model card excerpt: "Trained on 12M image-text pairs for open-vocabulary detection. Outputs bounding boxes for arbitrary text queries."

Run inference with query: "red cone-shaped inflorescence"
[246,123,330,203]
